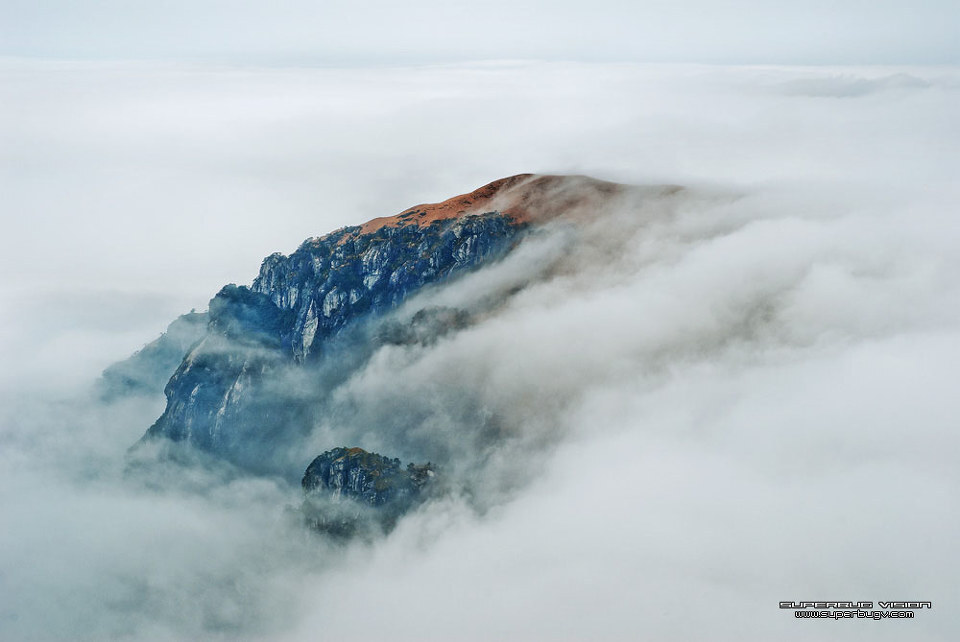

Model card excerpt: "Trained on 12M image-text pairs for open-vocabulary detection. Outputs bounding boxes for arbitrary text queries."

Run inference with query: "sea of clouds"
[0,60,958,641]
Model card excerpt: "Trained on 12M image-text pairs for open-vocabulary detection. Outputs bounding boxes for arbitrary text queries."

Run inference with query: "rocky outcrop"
[300,447,435,537]
[99,311,207,400]
[251,212,520,362]
[132,174,636,477]
[138,211,522,474]
[302,446,434,506]
[377,305,472,346]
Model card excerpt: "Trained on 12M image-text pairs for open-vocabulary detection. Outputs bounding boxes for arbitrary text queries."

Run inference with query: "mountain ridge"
[122,174,647,488]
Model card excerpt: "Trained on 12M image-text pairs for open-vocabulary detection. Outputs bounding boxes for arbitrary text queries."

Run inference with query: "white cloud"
[0,61,958,640]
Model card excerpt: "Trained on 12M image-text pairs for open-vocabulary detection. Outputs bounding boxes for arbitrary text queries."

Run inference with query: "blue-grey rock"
[138,212,524,474]
[129,174,635,478]
[98,311,207,400]
[299,447,435,537]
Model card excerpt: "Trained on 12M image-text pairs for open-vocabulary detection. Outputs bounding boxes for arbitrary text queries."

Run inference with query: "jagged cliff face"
[134,174,628,477]
[140,204,532,472]
[252,212,519,362]
[302,447,433,506]
[98,311,207,400]
[299,447,435,537]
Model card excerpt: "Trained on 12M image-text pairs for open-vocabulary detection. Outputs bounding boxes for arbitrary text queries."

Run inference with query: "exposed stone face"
[299,447,435,538]
[98,311,208,400]
[251,213,521,362]
[140,284,302,459]
[302,446,434,506]
[138,211,524,474]
[376,306,472,346]
[129,174,640,478]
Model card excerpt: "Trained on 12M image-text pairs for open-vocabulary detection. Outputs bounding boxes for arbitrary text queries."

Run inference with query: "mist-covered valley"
[1,61,958,641]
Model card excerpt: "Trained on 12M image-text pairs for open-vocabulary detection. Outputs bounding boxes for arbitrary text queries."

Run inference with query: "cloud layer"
[0,61,958,640]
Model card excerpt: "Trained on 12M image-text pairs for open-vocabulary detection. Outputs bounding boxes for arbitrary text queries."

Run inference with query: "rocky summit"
[302,447,434,505]
[125,174,634,481]
[298,447,434,537]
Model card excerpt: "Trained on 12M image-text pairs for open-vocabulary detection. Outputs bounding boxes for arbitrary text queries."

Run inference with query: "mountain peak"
[347,173,627,240]
[357,173,535,235]
[134,173,660,477]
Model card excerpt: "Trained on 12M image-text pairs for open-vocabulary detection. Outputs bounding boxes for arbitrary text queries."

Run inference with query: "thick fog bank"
[0,62,957,640]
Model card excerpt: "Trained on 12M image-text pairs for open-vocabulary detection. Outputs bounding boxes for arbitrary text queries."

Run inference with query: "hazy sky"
[1,0,958,64]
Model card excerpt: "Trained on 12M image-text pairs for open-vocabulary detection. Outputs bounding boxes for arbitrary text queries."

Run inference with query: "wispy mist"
[0,61,958,640]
